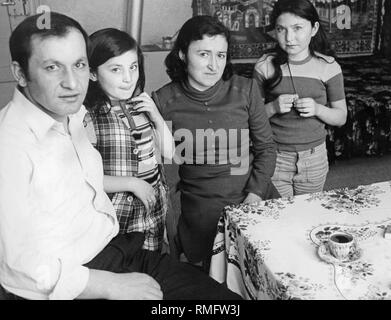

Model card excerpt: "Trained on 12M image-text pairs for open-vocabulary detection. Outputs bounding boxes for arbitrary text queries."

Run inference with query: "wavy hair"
[165,15,233,83]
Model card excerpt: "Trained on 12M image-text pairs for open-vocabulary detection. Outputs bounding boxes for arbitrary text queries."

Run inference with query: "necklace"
[287,62,298,96]
[287,62,300,109]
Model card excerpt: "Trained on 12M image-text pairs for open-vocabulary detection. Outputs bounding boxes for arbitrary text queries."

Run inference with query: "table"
[209,181,391,300]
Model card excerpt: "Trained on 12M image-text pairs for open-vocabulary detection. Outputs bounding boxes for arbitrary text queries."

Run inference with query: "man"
[0,12,240,300]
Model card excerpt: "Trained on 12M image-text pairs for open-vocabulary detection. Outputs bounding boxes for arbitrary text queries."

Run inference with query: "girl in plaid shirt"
[83,28,175,252]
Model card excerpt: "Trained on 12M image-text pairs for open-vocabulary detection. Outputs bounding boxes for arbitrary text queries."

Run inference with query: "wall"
[144,51,170,94]
[142,0,192,47]
[37,0,127,34]
[0,6,13,107]
[36,0,194,45]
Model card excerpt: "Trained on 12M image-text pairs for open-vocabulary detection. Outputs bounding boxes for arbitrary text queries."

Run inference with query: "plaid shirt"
[84,101,167,251]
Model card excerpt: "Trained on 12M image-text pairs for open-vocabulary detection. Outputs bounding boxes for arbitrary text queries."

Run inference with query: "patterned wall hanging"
[192,0,381,59]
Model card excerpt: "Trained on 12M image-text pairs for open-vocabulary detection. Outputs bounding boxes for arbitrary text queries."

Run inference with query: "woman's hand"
[130,92,162,124]
[295,97,319,117]
[273,94,298,114]
[242,192,263,205]
[131,178,157,214]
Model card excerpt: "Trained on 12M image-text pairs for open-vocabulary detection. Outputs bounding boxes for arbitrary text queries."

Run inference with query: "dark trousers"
[84,232,241,300]
[2,232,241,300]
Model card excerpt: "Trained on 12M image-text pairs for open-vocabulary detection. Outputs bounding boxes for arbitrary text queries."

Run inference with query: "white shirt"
[0,88,119,299]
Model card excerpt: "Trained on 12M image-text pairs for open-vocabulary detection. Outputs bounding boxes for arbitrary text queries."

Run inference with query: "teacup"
[328,232,356,260]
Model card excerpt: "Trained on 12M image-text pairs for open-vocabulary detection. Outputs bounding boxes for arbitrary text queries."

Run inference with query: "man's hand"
[80,270,163,300]
[106,272,163,300]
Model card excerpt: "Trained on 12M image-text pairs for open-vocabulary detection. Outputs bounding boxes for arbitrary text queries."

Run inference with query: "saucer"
[318,243,362,264]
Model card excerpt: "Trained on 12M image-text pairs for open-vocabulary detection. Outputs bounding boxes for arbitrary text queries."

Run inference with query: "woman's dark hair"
[165,15,233,83]
[265,0,335,90]
[84,28,145,112]
[9,11,89,79]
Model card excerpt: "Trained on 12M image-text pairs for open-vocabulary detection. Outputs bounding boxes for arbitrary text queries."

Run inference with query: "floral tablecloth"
[209,181,391,300]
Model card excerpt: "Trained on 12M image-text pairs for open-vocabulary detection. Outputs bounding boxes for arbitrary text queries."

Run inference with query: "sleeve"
[325,61,345,102]
[152,89,174,138]
[0,144,89,300]
[151,91,164,116]
[152,89,174,136]
[244,79,277,198]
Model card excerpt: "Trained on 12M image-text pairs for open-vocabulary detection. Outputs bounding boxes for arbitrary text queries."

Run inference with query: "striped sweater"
[253,52,345,152]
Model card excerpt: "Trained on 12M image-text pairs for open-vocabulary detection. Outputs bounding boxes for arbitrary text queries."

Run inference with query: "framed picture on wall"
[192,0,382,59]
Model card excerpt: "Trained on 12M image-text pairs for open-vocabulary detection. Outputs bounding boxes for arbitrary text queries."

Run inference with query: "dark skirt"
[177,163,279,263]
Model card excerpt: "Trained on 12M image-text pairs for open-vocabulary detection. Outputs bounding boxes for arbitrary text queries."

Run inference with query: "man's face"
[22,28,89,122]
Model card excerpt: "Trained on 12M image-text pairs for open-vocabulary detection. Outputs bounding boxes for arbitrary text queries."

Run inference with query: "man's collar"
[12,87,58,140]
[12,87,84,140]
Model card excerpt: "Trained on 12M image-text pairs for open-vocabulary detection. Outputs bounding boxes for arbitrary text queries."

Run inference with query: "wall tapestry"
[192,0,381,59]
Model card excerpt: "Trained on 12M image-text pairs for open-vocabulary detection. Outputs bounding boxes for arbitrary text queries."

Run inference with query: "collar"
[97,100,114,114]
[180,78,224,103]
[12,87,86,140]
[288,54,313,65]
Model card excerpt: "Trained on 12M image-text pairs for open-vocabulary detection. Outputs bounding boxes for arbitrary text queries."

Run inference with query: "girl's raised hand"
[130,92,161,123]
[295,97,319,117]
[274,94,298,114]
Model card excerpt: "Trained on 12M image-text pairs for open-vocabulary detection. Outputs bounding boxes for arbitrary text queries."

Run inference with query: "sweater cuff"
[244,174,271,199]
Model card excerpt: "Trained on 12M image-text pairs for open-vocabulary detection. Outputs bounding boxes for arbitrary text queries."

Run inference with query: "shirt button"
[208,120,213,124]
[206,107,211,111]
[127,196,133,202]
[133,148,139,155]
[204,102,208,106]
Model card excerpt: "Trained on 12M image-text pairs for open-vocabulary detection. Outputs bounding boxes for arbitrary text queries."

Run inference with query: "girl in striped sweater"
[253,0,347,197]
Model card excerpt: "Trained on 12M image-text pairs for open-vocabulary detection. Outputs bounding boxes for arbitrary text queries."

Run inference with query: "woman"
[152,15,279,268]
[253,0,347,197]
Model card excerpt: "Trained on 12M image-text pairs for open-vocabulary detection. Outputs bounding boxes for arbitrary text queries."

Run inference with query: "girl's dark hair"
[165,15,233,83]
[84,28,145,112]
[265,0,335,90]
